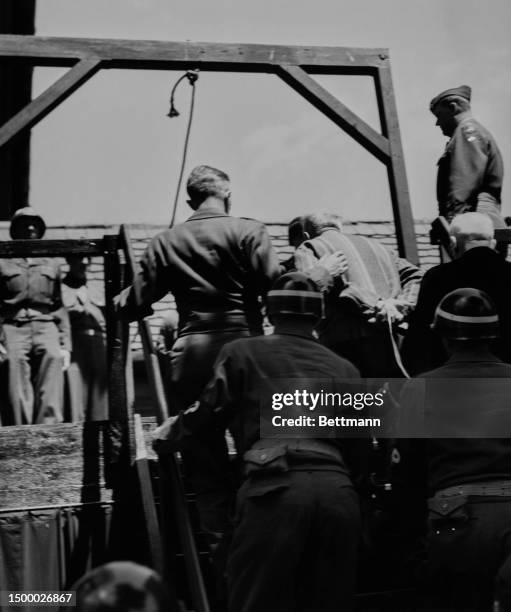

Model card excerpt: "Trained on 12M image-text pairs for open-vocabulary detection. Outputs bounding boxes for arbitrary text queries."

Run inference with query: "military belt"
[435,479,511,498]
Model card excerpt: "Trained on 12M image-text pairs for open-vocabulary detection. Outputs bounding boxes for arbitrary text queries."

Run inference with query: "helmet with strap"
[431,287,499,340]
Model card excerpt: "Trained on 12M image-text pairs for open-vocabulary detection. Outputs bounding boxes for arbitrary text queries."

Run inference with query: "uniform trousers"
[418,497,511,612]
[227,471,361,612]
[3,320,63,424]
[66,330,107,421]
[168,330,252,533]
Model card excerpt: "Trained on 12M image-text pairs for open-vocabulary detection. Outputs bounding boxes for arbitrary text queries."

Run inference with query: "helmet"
[267,272,323,320]
[73,561,169,612]
[9,207,46,239]
[431,288,499,340]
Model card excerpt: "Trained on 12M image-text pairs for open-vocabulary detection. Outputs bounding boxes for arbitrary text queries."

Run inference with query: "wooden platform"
[0,421,115,510]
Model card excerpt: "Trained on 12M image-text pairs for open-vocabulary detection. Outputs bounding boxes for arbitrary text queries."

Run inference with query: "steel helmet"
[9,207,46,239]
[431,287,499,340]
[267,272,323,320]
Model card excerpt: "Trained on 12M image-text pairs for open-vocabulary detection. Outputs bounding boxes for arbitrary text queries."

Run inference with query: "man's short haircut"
[450,212,494,242]
[435,95,471,113]
[288,216,305,246]
[302,212,342,238]
[186,165,230,203]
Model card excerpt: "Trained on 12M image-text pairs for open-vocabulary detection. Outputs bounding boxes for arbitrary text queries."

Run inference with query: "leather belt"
[436,480,511,498]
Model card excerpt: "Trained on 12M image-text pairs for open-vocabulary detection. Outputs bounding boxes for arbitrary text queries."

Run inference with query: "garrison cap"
[430,85,471,111]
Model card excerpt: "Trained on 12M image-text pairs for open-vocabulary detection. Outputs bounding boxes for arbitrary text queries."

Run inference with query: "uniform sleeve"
[52,264,72,351]
[116,236,172,321]
[195,346,242,423]
[447,123,488,207]
[395,256,424,307]
[242,222,281,295]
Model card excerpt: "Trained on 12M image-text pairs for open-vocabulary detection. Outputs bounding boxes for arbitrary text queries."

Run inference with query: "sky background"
[30,0,511,226]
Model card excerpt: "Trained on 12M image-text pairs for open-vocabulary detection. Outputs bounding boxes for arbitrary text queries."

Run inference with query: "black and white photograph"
[1,1,511,610]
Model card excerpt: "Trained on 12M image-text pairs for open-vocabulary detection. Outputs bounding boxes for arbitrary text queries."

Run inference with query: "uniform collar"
[186,203,230,221]
[458,246,498,261]
[456,111,473,126]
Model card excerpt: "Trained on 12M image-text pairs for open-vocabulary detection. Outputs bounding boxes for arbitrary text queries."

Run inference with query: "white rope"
[386,311,410,379]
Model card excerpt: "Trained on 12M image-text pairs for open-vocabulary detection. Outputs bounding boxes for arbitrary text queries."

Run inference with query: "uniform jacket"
[157,332,368,480]
[0,257,71,350]
[397,353,511,494]
[118,206,281,335]
[437,113,503,220]
[62,280,105,335]
[402,247,511,375]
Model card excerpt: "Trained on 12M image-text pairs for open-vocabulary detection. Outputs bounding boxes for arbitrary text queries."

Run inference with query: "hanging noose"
[167,70,199,228]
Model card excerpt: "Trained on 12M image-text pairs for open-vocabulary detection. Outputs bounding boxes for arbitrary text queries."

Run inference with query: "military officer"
[0,208,71,424]
[431,85,505,228]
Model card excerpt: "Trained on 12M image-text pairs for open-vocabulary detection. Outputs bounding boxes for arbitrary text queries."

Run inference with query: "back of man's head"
[267,271,323,327]
[449,212,495,256]
[186,165,230,208]
[302,212,342,239]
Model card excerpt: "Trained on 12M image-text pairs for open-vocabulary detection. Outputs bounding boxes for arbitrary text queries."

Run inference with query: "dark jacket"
[402,247,511,375]
[118,206,281,335]
[162,332,367,481]
[398,353,511,494]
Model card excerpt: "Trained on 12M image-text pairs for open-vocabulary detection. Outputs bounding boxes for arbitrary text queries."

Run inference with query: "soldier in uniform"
[431,85,505,229]
[0,208,71,424]
[397,288,511,612]
[153,272,364,612]
[63,255,108,421]
[116,165,281,533]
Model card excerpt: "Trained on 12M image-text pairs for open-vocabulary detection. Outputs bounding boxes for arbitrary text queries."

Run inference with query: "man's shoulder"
[420,260,454,285]
[457,117,493,147]
[419,358,511,379]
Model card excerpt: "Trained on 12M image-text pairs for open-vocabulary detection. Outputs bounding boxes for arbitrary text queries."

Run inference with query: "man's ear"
[449,235,458,257]
[448,101,460,115]
[224,192,232,214]
[490,238,497,250]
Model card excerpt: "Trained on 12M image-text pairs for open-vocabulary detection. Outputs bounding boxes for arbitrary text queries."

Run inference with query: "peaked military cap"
[430,85,472,111]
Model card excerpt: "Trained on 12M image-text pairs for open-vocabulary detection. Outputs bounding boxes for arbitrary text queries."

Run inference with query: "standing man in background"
[431,85,505,230]
[63,255,108,421]
[0,207,71,425]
